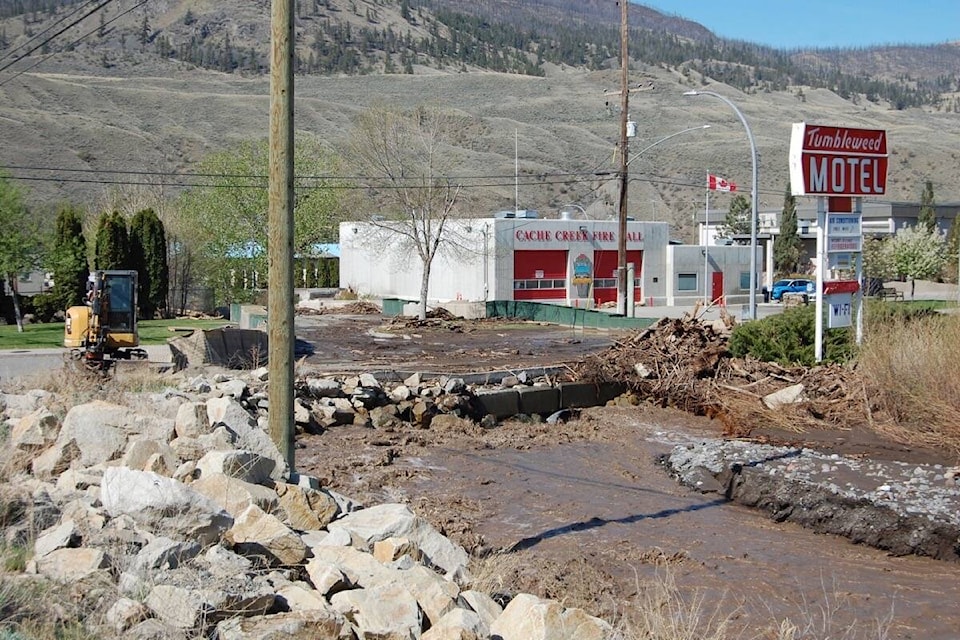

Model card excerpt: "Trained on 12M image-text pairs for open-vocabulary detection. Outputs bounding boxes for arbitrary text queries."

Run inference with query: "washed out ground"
[292,311,960,638]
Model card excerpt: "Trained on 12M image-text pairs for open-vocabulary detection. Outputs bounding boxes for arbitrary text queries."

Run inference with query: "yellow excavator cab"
[64,270,145,370]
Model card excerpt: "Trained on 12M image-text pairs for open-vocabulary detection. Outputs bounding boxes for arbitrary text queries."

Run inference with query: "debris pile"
[574,315,868,435]
[389,306,466,331]
[295,301,382,316]
[322,301,382,315]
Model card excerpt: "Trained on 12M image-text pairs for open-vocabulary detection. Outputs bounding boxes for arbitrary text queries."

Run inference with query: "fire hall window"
[677,273,698,292]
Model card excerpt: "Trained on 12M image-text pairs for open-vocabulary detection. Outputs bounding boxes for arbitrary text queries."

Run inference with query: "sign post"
[789,123,888,362]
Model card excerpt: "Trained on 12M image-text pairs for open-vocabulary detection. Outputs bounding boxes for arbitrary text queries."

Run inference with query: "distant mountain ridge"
[0,0,956,111]
[1,0,958,223]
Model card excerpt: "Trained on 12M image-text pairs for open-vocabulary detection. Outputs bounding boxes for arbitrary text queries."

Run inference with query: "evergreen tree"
[719,194,751,243]
[917,180,937,233]
[773,184,802,276]
[50,205,89,311]
[94,211,129,271]
[139,13,150,47]
[945,217,960,283]
[129,208,168,319]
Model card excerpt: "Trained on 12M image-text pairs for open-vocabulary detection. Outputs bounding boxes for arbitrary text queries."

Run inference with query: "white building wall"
[338,220,489,301]
[340,217,672,305]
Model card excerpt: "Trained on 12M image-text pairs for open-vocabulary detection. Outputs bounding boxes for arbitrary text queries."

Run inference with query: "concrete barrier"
[557,382,599,408]
[474,389,520,419]
[516,386,561,415]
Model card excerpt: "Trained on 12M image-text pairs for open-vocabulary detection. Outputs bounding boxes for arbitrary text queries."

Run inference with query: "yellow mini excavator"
[64,270,147,371]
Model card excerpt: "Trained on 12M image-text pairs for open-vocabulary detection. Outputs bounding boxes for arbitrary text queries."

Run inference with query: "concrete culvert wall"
[168,328,269,370]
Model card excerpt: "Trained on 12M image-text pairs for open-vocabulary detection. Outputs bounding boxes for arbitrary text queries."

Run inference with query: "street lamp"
[625,125,711,167]
[683,90,759,320]
[561,203,589,219]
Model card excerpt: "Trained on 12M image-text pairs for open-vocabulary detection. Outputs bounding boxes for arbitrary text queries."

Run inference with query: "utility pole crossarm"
[604,83,655,97]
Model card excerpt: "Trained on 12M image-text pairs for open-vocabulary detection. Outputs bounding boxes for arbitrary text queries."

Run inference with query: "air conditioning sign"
[789,123,888,196]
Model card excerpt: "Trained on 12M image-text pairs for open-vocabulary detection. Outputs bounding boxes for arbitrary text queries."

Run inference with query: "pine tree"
[773,185,802,277]
[129,208,168,319]
[946,218,960,283]
[94,211,129,271]
[50,205,89,311]
[719,194,751,243]
[139,13,150,47]
[917,180,937,233]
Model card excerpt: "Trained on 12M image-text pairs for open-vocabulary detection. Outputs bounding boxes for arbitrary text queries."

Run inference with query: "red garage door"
[514,250,567,300]
[593,250,642,305]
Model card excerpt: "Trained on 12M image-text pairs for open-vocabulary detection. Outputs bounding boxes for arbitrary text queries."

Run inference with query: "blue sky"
[643,1,960,49]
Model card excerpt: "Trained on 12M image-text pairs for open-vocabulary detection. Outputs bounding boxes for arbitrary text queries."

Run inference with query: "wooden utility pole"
[617,0,630,316]
[268,0,295,473]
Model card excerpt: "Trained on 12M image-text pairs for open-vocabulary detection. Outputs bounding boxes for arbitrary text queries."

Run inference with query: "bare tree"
[348,104,464,320]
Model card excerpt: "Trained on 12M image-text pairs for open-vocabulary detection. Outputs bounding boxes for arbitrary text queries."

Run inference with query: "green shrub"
[729,304,855,366]
[21,293,61,323]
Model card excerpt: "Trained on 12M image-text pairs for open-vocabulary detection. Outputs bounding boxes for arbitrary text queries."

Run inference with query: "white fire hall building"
[339,211,757,311]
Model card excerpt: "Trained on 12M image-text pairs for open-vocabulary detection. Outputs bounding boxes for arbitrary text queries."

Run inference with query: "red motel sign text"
[789,123,888,196]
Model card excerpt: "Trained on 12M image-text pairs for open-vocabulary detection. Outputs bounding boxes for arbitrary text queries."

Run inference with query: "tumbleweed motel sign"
[788,122,889,361]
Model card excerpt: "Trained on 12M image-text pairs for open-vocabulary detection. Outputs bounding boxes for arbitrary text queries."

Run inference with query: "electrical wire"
[1,166,805,200]
[0,0,117,76]
[0,0,149,87]
[0,0,103,65]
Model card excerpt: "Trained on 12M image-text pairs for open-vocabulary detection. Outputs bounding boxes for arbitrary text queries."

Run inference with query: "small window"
[739,272,751,290]
[678,273,698,292]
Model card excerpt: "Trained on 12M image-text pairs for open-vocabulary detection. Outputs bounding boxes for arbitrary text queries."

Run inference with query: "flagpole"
[704,173,710,304]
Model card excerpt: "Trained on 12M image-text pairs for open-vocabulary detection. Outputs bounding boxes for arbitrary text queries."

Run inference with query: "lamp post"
[683,90,759,320]
[625,125,711,167]
[562,203,589,219]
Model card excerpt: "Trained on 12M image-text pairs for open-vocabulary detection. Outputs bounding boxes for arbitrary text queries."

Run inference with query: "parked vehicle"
[771,278,814,302]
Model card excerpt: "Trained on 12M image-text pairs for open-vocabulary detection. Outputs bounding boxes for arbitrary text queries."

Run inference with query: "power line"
[2,165,784,198]
[0,162,609,182]
[0,0,117,77]
[0,0,102,66]
[0,0,149,87]
[5,172,602,190]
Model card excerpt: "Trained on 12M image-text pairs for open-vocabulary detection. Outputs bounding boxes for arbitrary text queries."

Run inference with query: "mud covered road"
[294,312,960,638]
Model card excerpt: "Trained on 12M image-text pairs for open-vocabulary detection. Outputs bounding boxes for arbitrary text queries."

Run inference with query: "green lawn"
[0,318,233,350]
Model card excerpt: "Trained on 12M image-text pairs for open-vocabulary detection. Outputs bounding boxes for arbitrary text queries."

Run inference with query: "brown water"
[404,424,960,639]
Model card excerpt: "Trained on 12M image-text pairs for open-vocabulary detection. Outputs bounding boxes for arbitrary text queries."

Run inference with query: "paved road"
[0,345,171,382]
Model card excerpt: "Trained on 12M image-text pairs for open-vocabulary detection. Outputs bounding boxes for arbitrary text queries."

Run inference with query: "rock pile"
[0,370,616,640]
[296,371,484,431]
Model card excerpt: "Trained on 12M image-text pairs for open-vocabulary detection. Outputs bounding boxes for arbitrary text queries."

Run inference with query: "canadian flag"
[707,174,737,192]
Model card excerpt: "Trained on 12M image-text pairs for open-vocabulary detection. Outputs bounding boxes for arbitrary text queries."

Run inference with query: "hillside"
[0,0,958,240]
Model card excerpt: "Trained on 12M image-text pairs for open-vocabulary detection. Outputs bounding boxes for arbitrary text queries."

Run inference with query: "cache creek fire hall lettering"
[515,230,644,243]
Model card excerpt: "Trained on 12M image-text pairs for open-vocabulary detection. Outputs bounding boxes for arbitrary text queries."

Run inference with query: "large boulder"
[330,503,470,581]
[488,593,614,640]
[100,467,232,545]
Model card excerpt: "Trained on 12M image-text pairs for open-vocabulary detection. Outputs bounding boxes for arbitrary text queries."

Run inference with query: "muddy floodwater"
[301,407,960,639]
